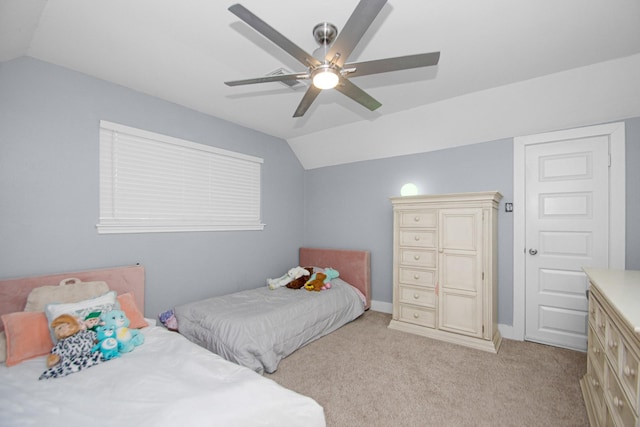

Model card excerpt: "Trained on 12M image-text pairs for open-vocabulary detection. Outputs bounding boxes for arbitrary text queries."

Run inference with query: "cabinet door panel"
[439,292,481,336]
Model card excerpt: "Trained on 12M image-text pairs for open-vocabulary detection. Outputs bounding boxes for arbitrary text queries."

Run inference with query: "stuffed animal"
[101,309,144,353]
[92,324,121,360]
[286,267,314,289]
[304,268,339,292]
[39,314,103,380]
[267,266,311,290]
[304,273,326,291]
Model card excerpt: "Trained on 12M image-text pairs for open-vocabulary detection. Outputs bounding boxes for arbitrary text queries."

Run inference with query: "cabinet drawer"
[398,285,436,308]
[606,318,622,374]
[399,268,436,287]
[620,336,640,415]
[399,248,436,268]
[589,324,606,381]
[399,210,437,228]
[586,356,606,425]
[592,296,607,347]
[398,304,436,328]
[399,229,436,248]
[605,360,638,427]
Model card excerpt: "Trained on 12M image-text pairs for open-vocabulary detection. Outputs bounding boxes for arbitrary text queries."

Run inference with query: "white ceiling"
[2,0,640,168]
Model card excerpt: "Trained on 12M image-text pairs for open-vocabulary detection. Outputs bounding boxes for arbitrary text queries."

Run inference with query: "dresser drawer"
[589,324,606,381]
[620,334,640,415]
[591,296,607,347]
[606,318,622,374]
[398,304,436,328]
[586,356,606,425]
[398,285,435,308]
[399,268,436,287]
[398,210,437,228]
[399,248,436,268]
[399,229,436,248]
[605,359,638,427]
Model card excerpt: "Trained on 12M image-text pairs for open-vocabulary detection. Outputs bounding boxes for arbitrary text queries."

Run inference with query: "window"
[98,121,264,234]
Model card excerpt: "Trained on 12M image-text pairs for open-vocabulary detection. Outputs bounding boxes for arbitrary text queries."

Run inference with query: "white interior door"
[524,137,609,351]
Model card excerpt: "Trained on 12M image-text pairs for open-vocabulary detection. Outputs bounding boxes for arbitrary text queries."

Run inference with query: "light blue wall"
[0,57,306,317]
[2,57,638,327]
[304,119,640,326]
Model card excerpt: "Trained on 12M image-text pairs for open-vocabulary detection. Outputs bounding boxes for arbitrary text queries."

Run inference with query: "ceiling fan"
[224,0,440,117]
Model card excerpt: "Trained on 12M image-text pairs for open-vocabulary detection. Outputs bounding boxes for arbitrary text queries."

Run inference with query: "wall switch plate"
[505,202,513,212]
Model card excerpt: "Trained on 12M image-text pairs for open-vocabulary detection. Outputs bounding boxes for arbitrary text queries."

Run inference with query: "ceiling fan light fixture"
[312,68,339,90]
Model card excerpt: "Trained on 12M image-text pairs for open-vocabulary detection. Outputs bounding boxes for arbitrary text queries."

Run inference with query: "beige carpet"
[266,310,588,427]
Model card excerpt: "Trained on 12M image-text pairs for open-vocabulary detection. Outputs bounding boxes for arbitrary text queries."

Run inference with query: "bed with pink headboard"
[0,263,327,427]
[172,247,371,374]
[0,265,145,333]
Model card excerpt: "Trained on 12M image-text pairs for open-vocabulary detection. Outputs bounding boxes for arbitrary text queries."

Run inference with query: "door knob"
[529,248,538,255]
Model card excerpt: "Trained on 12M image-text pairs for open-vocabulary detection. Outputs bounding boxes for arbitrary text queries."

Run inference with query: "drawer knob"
[413,313,419,319]
[592,346,599,354]
[613,396,624,410]
[414,216,420,222]
[414,255,420,260]
[591,378,599,388]
[414,235,420,241]
[624,366,637,377]
[413,274,420,280]
[608,340,618,349]
[413,293,420,299]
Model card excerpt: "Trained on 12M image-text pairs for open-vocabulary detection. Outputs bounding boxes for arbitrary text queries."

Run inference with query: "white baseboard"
[498,323,521,341]
[370,300,392,314]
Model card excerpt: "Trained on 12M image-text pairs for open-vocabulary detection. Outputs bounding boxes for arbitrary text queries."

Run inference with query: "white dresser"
[388,191,502,353]
[581,269,640,427]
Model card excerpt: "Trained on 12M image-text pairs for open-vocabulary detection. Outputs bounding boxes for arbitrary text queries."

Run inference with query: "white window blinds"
[98,121,264,234]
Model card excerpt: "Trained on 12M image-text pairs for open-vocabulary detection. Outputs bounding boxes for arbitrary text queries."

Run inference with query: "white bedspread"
[0,326,325,427]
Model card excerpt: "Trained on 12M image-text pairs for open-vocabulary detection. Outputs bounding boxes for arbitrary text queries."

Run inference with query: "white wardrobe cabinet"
[388,191,502,353]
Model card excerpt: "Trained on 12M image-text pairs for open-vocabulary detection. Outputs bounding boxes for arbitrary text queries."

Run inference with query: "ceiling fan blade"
[225,72,308,87]
[293,85,321,117]
[345,52,440,78]
[334,77,382,111]
[229,4,321,68]
[326,0,387,68]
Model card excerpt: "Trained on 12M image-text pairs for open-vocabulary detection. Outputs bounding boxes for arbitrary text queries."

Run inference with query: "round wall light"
[400,183,418,196]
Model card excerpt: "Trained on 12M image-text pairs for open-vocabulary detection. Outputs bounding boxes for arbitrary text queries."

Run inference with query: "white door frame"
[509,122,626,341]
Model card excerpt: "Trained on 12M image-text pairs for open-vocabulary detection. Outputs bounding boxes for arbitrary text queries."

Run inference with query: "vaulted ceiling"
[2,0,640,168]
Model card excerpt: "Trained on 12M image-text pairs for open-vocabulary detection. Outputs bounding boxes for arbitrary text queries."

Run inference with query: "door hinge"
[608,153,611,167]
[482,325,485,334]
[482,272,484,280]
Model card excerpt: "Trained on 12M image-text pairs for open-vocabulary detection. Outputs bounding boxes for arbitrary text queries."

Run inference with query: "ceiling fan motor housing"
[313,22,338,46]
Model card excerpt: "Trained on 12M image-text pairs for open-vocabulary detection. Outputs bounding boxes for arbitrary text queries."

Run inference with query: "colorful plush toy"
[267,266,312,290]
[286,267,313,289]
[39,314,103,380]
[92,324,121,360]
[100,309,144,353]
[304,268,339,292]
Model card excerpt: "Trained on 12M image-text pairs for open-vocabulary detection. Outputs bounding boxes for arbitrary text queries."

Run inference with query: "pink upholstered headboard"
[0,265,145,333]
[299,247,371,310]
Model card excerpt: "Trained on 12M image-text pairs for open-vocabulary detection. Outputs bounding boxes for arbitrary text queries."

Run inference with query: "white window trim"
[97,121,265,234]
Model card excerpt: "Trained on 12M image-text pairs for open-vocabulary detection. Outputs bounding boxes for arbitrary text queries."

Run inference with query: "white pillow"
[44,291,118,343]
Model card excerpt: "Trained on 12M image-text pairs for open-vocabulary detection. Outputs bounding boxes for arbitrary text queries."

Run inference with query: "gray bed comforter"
[174,278,365,374]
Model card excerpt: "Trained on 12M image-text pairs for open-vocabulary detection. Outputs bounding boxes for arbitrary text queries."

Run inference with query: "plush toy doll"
[286,267,313,289]
[101,309,144,353]
[267,266,311,290]
[39,314,103,380]
[92,324,121,360]
[304,268,340,292]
